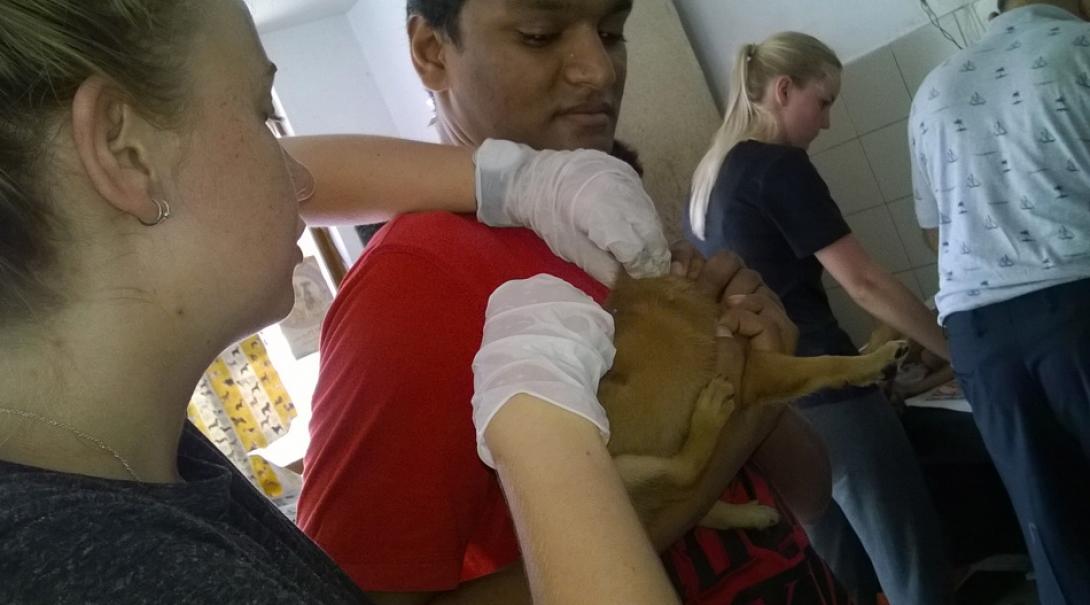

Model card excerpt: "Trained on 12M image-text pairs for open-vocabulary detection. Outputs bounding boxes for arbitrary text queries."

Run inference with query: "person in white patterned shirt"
[909,2,1090,602]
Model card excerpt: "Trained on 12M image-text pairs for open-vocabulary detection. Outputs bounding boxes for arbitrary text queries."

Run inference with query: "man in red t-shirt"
[298,1,849,603]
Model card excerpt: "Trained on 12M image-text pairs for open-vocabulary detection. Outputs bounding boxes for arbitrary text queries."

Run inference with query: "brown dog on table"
[598,270,907,530]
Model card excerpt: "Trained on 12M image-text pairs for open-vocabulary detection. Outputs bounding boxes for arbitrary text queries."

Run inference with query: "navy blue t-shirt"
[684,139,873,407]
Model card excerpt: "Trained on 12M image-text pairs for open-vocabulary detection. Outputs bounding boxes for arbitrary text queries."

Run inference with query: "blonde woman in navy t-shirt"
[684,32,954,605]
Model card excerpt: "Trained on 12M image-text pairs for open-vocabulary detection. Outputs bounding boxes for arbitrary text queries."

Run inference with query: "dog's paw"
[699,500,781,531]
[734,500,781,529]
[873,339,910,378]
[875,339,910,362]
[892,339,911,361]
[694,376,736,428]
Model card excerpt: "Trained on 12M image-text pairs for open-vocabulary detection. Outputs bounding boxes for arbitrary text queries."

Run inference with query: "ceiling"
[244,0,987,49]
[242,0,992,101]
[245,0,358,32]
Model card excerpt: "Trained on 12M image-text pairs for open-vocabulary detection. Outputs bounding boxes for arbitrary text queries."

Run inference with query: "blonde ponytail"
[689,44,763,240]
[689,33,841,240]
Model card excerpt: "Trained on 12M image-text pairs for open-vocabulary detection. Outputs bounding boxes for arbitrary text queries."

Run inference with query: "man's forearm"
[749,408,831,523]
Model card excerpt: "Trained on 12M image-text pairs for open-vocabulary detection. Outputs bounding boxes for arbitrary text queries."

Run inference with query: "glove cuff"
[474,139,536,226]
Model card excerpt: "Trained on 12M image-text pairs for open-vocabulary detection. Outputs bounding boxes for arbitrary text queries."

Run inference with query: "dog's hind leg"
[740,340,910,405]
[700,500,780,530]
[615,377,735,491]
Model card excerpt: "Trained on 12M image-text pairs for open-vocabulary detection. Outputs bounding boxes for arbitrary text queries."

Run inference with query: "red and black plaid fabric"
[663,466,851,605]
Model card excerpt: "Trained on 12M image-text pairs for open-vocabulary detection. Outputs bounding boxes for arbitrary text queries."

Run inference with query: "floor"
[955,555,1038,605]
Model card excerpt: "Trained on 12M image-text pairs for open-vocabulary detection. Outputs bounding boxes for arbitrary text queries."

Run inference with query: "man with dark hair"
[299,2,844,603]
[406,0,466,43]
[910,1,1090,603]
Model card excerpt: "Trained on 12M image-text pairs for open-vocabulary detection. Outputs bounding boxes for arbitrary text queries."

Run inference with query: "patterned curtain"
[187,335,302,516]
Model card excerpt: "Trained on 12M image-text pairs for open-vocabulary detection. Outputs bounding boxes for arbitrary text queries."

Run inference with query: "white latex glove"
[472,274,615,468]
[475,139,671,286]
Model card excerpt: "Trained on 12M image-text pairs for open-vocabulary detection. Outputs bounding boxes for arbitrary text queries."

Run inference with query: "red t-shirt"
[298,212,849,604]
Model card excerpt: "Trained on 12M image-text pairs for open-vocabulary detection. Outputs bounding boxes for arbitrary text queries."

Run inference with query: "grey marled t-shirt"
[0,424,369,604]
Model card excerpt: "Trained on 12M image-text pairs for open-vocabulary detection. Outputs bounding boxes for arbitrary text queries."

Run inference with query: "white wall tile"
[825,287,874,347]
[951,4,990,46]
[841,45,913,135]
[915,264,941,301]
[891,15,964,100]
[925,0,978,15]
[811,140,885,215]
[888,196,939,268]
[810,100,857,154]
[844,205,913,273]
[861,120,914,203]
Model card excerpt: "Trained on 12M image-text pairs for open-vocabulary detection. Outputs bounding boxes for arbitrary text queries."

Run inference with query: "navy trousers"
[946,278,1090,605]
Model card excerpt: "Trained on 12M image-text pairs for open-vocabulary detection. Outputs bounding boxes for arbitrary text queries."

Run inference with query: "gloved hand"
[472,274,615,468]
[475,139,671,286]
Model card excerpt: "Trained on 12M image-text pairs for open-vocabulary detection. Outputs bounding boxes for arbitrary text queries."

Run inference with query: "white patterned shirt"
[909,4,1090,322]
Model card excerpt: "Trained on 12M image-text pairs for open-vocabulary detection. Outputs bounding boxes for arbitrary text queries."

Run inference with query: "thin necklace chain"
[0,407,141,481]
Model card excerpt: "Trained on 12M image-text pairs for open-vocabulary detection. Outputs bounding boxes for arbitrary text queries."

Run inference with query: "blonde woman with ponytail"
[684,32,955,605]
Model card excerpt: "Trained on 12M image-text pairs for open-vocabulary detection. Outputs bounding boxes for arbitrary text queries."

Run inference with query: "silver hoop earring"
[139,198,172,227]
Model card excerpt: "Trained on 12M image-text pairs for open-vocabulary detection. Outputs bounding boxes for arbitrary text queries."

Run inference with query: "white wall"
[674,0,994,107]
[260,3,436,144]
[249,0,357,33]
[618,0,722,243]
[260,8,440,263]
[346,2,438,143]
[260,14,399,138]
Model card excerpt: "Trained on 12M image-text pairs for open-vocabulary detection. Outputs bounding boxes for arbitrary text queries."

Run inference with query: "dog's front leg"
[740,340,910,405]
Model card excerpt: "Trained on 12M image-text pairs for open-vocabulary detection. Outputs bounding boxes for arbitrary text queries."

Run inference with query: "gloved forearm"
[472,274,614,467]
[286,135,671,285]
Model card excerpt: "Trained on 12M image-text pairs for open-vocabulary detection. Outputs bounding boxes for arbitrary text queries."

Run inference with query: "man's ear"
[409,15,453,92]
[70,75,167,224]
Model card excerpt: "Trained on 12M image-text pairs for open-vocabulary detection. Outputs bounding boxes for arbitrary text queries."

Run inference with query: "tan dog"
[597,273,908,530]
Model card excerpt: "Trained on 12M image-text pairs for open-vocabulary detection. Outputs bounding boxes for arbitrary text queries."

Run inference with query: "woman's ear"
[773,75,793,108]
[409,15,452,93]
[70,75,169,225]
